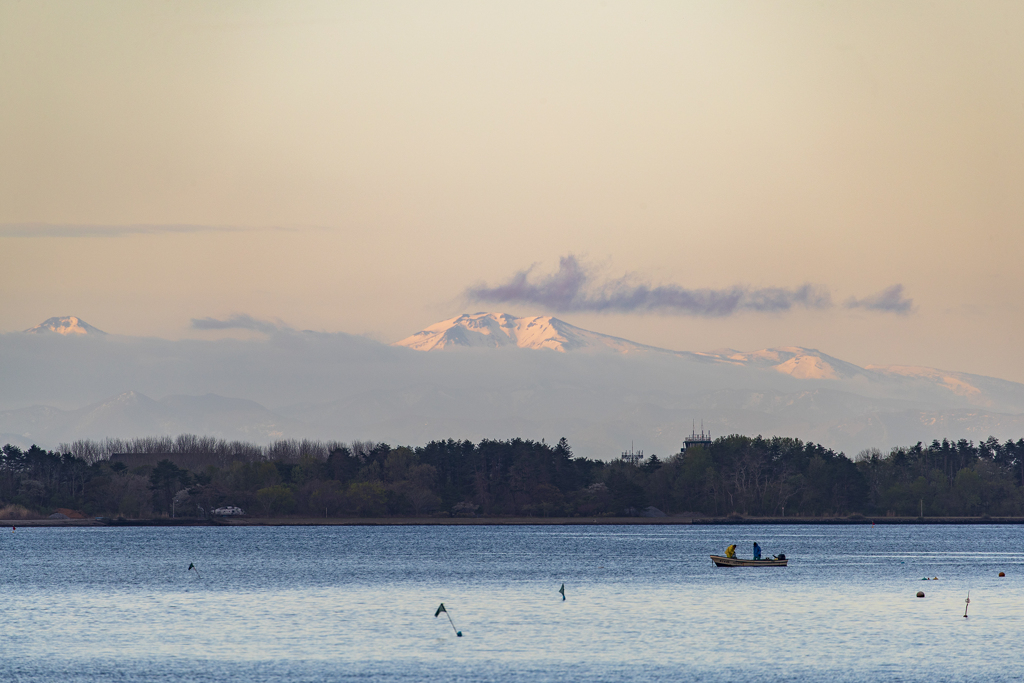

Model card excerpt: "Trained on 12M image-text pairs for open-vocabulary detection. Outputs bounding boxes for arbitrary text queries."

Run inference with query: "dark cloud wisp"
[845,284,914,314]
[190,315,288,334]
[467,255,833,316]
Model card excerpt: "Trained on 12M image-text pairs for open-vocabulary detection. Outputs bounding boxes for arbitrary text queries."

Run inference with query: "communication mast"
[681,420,712,454]
[621,441,644,466]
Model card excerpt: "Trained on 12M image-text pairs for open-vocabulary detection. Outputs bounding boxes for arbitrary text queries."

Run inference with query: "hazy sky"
[3,1,1023,380]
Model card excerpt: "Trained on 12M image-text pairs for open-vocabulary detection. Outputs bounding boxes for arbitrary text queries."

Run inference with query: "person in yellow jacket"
[725,544,737,559]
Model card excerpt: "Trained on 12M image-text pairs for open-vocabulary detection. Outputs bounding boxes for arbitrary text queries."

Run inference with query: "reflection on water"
[1,525,1021,682]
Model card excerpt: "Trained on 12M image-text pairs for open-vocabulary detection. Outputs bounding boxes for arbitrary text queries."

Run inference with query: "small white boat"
[710,554,788,567]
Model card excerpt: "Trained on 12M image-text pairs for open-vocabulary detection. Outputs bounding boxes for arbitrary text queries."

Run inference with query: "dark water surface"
[1,524,1021,682]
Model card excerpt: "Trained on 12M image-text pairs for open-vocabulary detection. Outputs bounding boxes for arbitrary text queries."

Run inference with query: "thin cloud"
[467,255,833,316]
[845,284,914,314]
[190,315,289,334]
[0,223,299,238]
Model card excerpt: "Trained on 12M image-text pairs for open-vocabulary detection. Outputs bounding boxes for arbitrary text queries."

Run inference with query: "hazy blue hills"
[0,391,305,447]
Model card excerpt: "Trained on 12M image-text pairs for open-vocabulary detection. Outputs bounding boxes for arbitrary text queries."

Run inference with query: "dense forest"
[2,433,1023,519]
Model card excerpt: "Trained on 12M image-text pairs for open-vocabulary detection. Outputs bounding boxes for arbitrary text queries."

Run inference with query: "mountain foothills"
[3,314,1024,461]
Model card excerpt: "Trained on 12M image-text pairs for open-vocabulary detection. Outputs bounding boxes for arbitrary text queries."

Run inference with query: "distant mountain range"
[396,313,1024,411]
[3,313,1024,457]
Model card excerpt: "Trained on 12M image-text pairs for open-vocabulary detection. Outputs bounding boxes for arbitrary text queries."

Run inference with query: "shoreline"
[5,515,1024,527]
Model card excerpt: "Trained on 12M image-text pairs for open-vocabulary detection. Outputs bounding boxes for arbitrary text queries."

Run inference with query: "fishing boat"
[710,554,788,567]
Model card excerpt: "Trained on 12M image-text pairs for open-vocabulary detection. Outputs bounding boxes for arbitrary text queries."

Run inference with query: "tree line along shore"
[2,433,1023,522]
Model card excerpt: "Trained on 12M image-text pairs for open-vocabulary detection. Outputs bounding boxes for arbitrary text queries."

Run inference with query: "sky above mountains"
[2,2,1023,381]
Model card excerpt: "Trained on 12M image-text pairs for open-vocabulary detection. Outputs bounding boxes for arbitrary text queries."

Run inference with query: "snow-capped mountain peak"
[394,312,655,353]
[25,316,106,335]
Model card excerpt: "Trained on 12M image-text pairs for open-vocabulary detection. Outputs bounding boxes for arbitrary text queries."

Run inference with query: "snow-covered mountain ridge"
[394,312,657,353]
[394,313,999,401]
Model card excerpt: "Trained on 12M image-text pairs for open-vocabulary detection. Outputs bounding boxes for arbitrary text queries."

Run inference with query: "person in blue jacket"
[753,542,762,560]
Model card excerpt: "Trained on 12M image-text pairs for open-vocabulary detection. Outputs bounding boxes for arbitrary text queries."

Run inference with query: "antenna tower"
[621,441,644,466]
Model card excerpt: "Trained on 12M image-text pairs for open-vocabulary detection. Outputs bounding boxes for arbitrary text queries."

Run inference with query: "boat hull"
[710,555,788,567]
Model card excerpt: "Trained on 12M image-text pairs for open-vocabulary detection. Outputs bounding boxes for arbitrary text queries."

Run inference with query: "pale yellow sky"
[2,1,1023,379]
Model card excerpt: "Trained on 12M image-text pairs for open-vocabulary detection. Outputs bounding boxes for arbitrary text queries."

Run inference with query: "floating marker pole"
[559,584,565,601]
[435,603,462,637]
[963,592,970,618]
[188,562,201,579]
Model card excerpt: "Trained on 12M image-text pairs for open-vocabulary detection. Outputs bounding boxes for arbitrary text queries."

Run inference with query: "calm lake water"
[1,524,1021,682]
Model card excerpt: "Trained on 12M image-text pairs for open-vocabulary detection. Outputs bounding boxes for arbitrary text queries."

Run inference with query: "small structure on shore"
[212,506,245,516]
[681,421,712,454]
[620,445,644,466]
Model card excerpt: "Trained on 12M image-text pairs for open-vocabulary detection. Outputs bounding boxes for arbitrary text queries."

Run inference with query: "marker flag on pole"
[435,603,462,636]
[559,584,565,601]
[188,562,201,578]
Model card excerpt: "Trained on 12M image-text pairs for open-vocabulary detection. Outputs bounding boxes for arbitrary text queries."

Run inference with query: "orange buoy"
[916,591,925,598]
[999,571,1005,577]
